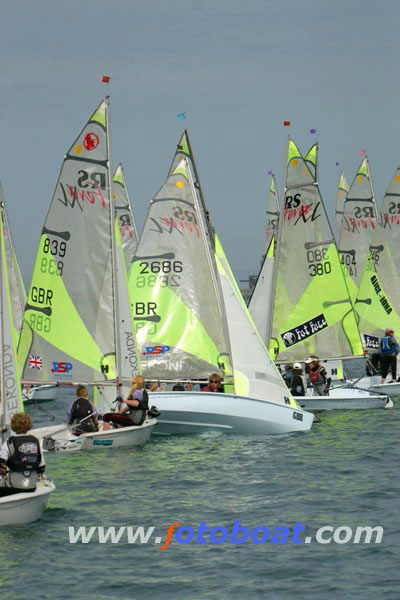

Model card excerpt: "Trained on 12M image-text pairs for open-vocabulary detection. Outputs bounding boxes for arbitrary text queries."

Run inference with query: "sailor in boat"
[201,373,224,393]
[103,375,149,429]
[0,413,45,497]
[379,328,399,384]
[305,356,330,396]
[290,363,307,397]
[67,385,99,434]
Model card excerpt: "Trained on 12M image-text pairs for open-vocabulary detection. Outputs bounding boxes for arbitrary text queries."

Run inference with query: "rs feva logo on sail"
[281,314,328,347]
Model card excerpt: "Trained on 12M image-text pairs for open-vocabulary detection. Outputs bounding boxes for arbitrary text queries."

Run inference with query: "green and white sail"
[337,157,377,302]
[18,98,138,384]
[355,166,400,346]
[215,234,299,408]
[268,138,363,362]
[129,135,233,380]
[335,173,349,240]
[113,164,139,273]
[0,207,23,439]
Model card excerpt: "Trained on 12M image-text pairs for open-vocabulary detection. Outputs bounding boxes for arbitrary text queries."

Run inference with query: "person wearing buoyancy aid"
[379,328,399,383]
[290,363,307,396]
[67,385,99,434]
[305,356,330,396]
[103,375,149,429]
[0,412,45,497]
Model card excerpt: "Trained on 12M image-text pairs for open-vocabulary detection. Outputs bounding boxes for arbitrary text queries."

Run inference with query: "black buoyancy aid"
[127,389,149,426]
[70,397,96,432]
[7,435,41,472]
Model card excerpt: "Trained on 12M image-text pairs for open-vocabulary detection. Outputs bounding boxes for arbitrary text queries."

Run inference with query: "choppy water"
[0,384,399,599]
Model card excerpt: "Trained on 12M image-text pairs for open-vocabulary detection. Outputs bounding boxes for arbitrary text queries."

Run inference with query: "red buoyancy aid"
[309,365,324,384]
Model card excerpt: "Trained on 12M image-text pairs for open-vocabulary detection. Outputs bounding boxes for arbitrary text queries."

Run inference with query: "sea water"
[0,385,398,599]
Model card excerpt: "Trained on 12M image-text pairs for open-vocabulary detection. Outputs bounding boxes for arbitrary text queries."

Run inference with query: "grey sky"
[1,0,399,285]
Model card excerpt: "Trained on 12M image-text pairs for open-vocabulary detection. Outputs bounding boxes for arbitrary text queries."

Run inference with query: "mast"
[0,215,5,444]
[105,97,121,382]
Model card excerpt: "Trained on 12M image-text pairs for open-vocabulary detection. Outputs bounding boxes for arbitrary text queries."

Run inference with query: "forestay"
[269,138,363,362]
[18,98,138,385]
[113,164,139,274]
[129,138,232,380]
[0,207,23,439]
[337,157,377,302]
[355,166,400,346]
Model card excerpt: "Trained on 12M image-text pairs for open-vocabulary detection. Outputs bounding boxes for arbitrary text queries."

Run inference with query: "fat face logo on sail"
[363,333,380,350]
[281,314,328,347]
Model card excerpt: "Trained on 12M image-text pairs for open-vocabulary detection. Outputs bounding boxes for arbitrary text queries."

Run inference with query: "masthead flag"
[283,121,291,126]
[102,76,111,83]
[177,112,186,120]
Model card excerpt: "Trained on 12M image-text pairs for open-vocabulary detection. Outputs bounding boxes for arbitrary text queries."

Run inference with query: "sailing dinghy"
[129,131,314,434]
[249,138,390,410]
[351,165,400,396]
[0,205,55,525]
[17,98,156,451]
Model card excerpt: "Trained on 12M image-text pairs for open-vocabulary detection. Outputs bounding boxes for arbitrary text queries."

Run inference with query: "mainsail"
[129,135,233,380]
[335,173,349,240]
[18,98,139,384]
[266,138,362,362]
[355,166,400,345]
[337,157,377,302]
[0,206,23,439]
[113,164,139,273]
[266,174,279,251]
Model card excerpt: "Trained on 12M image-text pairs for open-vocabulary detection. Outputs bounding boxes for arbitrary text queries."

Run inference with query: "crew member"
[305,356,330,396]
[67,385,98,434]
[379,328,399,383]
[0,412,45,497]
[103,375,149,429]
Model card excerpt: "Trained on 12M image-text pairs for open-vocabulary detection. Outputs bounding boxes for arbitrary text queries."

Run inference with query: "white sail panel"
[214,235,299,408]
[266,175,279,249]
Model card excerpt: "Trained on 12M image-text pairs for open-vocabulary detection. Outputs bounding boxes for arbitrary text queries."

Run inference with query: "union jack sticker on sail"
[28,355,43,369]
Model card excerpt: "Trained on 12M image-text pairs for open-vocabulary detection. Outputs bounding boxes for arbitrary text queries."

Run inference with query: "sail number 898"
[139,261,183,274]
[307,248,331,277]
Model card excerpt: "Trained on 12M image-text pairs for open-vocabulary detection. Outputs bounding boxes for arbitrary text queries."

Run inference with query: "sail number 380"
[306,249,331,277]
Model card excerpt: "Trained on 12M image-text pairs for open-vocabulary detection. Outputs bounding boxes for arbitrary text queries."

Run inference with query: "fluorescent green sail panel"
[113,166,124,186]
[90,100,107,128]
[358,159,368,177]
[287,140,302,165]
[305,144,317,168]
[21,234,112,377]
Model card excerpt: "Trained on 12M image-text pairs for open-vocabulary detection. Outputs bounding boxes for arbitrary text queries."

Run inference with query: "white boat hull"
[298,386,392,411]
[149,392,314,435]
[355,375,400,397]
[0,479,55,526]
[23,384,59,405]
[31,419,156,452]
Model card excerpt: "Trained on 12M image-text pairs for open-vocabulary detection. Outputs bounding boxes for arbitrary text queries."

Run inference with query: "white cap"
[293,362,302,370]
[305,357,314,364]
